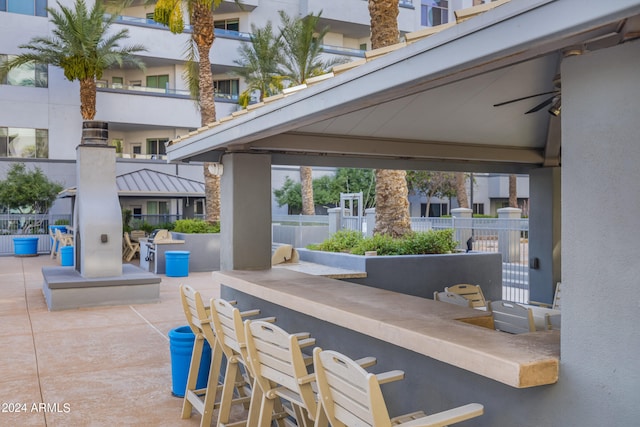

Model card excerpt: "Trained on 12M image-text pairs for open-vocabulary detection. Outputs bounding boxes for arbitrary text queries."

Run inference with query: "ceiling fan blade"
[524,95,557,114]
[493,91,559,107]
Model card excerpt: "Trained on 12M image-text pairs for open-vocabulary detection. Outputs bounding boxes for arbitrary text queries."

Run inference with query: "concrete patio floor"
[0,254,232,426]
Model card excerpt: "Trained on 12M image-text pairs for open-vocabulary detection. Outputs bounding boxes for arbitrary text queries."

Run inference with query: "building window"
[147,201,170,223]
[421,0,448,27]
[420,202,449,217]
[132,144,141,155]
[213,79,239,100]
[473,203,485,215]
[214,18,239,32]
[1,0,47,16]
[146,138,168,156]
[0,127,48,158]
[112,76,123,88]
[0,55,48,87]
[146,74,169,90]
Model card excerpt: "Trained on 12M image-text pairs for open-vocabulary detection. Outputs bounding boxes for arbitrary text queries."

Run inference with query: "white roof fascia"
[167,0,640,163]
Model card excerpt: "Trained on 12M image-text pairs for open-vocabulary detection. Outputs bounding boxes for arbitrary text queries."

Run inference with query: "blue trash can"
[168,326,211,397]
[165,251,190,277]
[60,246,74,266]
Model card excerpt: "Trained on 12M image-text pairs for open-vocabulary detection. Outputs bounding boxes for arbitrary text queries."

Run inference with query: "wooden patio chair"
[489,300,536,334]
[545,312,561,331]
[552,282,562,310]
[123,232,140,262]
[53,228,73,261]
[179,284,224,427]
[243,319,319,427]
[433,291,473,308]
[445,284,489,310]
[313,347,484,427]
[209,298,284,427]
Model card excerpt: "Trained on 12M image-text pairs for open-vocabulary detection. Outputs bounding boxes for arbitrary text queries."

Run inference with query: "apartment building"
[0,0,516,218]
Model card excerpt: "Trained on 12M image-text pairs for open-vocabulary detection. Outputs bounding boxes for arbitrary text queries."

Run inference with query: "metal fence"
[429,217,530,303]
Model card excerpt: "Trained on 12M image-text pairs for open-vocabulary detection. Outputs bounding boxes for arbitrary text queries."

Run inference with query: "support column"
[528,167,561,305]
[220,153,272,270]
[497,207,522,263]
[451,207,472,252]
[328,207,342,235]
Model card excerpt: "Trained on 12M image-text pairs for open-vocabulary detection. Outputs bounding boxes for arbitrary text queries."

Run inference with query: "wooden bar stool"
[313,348,484,427]
[179,285,223,427]
[243,320,319,427]
[209,298,286,427]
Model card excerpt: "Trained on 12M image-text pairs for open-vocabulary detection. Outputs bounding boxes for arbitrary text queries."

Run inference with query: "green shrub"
[54,218,70,225]
[173,219,220,234]
[400,229,457,254]
[351,234,403,255]
[308,228,458,255]
[307,229,363,252]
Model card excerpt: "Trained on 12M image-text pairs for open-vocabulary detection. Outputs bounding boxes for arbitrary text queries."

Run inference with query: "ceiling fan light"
[548,99,561,116]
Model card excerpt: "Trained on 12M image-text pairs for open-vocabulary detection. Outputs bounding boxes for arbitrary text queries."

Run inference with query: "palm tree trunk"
[191,2,219,223]
[509,174,518,208]
[368,0,411,237]
[300,166,315,215]
[79,78,97,120]
[373,169,411,237]
[455,172,469,209]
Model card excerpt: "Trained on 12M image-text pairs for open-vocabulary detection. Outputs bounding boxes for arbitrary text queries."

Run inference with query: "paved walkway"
[0,255,224,426]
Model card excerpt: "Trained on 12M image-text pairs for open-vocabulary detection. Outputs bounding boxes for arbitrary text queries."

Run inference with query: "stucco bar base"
[42,265,161,311]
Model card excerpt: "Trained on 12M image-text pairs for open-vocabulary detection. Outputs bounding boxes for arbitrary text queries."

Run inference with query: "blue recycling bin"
[168,326,211,397]
[60,246,74,266]
[165,251,190,277]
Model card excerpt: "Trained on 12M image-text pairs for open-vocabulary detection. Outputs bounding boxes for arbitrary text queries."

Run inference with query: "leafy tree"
[274,168,376,213]
[0,163,63,233]
[0,0,146,120]
[406,171,457,217]
[368,0,412,237]
[234,21,285,104]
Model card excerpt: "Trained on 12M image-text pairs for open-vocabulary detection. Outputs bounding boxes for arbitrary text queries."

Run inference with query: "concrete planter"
[297,248,502,301]
[170,232,220,272]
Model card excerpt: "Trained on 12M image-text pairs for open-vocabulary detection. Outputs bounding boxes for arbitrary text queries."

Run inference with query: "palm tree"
[278,11,344,216]
[152,0,223,223]
[368,0,412,237]
[455,172,469,209]
[0,0,146,121]
[234,21,284,104]
[509,174,518,208]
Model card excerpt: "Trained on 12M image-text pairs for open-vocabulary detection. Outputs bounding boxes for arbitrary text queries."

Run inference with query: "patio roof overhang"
[167,0,640,174]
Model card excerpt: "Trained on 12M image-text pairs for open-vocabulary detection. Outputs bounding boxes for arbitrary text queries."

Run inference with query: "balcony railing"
[113,14,367,58]
[96,80,238,102]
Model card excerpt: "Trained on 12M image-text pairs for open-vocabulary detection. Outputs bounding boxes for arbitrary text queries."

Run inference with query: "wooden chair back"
[244,320,317,426]
[489,300,536,334]
[179,284,215,344]
[445,284,488,309]
[123,232,140,262]
[313,348,484,427]
[552,282,562,310]
[434,291,473,307]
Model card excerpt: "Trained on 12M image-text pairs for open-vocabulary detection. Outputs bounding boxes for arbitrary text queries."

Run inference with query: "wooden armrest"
[376,370,404,384]
[255,316,276,323]
[303,354,313,366]
[396,403,483,427]
[297,373,315,385]
[298,338,316,348]
[240,309,261,317]
[355,356,377,369]
[293,332,311,340]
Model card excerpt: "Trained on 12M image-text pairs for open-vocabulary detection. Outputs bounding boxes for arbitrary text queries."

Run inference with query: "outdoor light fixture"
[548,98,561,116]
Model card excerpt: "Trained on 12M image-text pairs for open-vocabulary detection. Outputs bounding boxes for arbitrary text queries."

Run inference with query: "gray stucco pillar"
[557,40,640,424]
[220,153,272,270]
[528,167,561,305]
[451,207,472,251]
[497,207,522,263]
[328,207,341,235]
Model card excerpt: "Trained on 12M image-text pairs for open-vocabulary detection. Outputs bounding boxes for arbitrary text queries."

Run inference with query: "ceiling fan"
[493,74,561,116]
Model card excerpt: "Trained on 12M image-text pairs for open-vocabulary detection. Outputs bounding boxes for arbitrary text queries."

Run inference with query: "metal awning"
[59,168,205,199]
